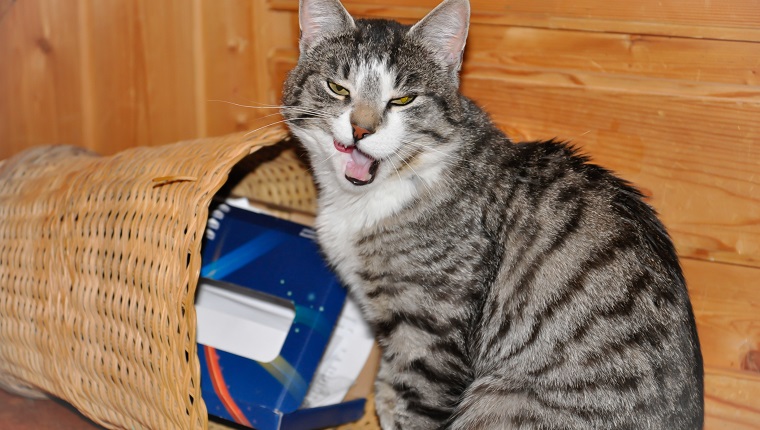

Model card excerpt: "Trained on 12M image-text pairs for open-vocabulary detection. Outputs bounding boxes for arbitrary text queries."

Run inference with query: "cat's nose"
[352,124,373,141]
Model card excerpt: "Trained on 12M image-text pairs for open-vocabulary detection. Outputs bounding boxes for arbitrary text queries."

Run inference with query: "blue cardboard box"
[197,200,369,429]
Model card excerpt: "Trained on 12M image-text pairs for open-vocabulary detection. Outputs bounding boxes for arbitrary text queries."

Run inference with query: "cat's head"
[282,0,470,195]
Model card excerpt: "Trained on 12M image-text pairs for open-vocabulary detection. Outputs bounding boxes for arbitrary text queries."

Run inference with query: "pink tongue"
[345,149,374,181]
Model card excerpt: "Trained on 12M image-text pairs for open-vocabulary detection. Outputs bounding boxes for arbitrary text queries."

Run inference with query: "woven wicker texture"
[0,126,289,430]
[228,141,317,215]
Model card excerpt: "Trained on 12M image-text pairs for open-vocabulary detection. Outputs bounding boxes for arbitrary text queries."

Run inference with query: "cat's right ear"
[298,0,356,51]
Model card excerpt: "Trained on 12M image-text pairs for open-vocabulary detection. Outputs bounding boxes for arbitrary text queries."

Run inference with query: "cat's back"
[461,129,683,276]
[448,132,704,428]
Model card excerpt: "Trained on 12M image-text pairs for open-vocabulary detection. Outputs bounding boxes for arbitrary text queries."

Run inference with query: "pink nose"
[352,124,372,141]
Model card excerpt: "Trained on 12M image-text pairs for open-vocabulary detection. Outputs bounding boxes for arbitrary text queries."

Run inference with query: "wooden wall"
[1,0,759,428]
[0,0,296,155]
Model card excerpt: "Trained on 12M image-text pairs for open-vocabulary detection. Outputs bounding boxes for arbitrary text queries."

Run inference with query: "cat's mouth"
[334,140,380,186]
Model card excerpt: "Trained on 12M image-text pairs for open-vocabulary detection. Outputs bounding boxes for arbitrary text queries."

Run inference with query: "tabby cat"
[281,0,704,428]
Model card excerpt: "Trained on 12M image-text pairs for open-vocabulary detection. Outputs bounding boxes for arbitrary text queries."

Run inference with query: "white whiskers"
[208,99,332,121]
[398,138,462,166]
[392,146,436,196]
[241,116,324,138]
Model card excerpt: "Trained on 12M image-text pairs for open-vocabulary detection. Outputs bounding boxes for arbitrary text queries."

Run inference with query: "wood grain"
[0,0,85,158]
[466,25,760,86]
[82,0,199,154]
[271,0,760,41]
[685,258,760,372]
[704,367,760,429]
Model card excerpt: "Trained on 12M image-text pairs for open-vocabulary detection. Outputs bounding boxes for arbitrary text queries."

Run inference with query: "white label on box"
[195,279,295,363]
[302,297,375,408]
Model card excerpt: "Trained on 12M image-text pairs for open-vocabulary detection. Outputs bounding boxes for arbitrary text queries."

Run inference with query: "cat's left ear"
[408,0,470,76]
[298,0,356,51]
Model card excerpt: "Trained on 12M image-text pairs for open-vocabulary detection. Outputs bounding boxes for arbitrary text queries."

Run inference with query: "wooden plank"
[704,367,760,429]
[684,258,760,372]
[0,0,85,160]
[81,0,198,154]
[270,0,760,42]
[470,0,760,30]
[466,0,760,42]
[466,25,760,86]
[0,0,15,19]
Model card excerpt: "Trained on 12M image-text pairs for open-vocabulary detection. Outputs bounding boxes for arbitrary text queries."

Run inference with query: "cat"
[281,0,704,428]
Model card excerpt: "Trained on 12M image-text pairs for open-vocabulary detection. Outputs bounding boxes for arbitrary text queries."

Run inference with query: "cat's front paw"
[374,378,398,429]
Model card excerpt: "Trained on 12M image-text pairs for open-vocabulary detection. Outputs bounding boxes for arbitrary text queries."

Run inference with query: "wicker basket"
[0,126,315,429]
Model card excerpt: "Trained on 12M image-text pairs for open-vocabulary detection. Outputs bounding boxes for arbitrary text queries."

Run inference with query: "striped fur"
[282,0,703,428]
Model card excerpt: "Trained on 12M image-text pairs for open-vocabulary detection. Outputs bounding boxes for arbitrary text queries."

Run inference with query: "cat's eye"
[327,81,350,97]
[389,95,416,106]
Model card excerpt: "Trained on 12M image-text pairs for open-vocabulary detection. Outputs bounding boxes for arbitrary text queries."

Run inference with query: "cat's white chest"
[314,185,411,302]
[316,203,369,302]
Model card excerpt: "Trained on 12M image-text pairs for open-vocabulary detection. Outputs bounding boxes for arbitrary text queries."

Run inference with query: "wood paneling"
[466,25,760,86]
[0,0,300,157]
[685,258,760,371]
[272,0,760,41]
[81,0,199,153]
[705,367,760,429]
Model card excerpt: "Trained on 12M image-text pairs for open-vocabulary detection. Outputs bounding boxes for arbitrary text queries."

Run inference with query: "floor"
[0,388,103,430]
[0,388,250,430]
